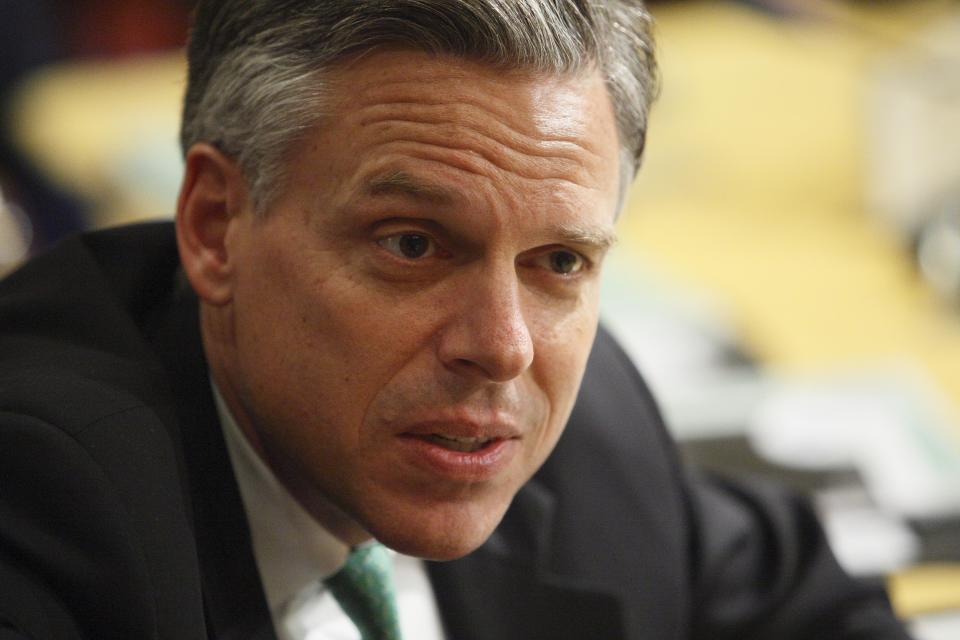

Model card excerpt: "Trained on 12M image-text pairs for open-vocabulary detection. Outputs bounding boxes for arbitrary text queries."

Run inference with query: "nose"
[437,271,534,383]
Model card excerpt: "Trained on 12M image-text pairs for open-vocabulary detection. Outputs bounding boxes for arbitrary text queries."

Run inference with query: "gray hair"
[181,0,658,213]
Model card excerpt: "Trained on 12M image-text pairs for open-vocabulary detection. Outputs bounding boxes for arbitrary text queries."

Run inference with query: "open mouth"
[420,434,497,453]
[397,428,518,480]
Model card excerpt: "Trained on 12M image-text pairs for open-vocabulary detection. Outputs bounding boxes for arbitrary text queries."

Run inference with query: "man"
[0,1,913,639]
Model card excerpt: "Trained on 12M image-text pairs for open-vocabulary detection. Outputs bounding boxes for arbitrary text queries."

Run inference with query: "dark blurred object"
[0,138,87,253]
[0,1,61,90]
[60,0,194,58]
[0,0,85,250]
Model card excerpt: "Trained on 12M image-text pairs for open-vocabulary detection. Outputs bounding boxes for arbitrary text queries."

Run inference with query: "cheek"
[527,295,600,452]
[530,286,600,386]
[247,270,439,435]
[227,239,349,425]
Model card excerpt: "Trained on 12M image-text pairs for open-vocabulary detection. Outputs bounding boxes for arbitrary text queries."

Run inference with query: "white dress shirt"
[213,384,447,640]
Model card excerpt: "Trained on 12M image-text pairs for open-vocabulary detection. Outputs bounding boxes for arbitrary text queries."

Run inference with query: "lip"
[395,414,521,441]
[393,417,522,482]
[396,433,520,482]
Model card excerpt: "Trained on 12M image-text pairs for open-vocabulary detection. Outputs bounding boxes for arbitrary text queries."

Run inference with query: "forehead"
[277,49,622,226]
[330,52,618,171]
[329,49,609,125]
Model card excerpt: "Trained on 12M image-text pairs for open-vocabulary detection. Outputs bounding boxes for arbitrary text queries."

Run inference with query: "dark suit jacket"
[0,222,912,639]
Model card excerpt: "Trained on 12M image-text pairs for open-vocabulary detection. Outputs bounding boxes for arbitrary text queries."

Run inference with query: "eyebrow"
[364,170,617,252]
[553,222,618,253]
[364,171,458,205]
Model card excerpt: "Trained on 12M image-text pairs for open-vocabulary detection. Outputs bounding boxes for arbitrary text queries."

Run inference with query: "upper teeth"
[438,434,482,443]
[426,434,490,452]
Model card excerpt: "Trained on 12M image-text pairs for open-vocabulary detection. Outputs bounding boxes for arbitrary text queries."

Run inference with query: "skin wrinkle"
[366,171,458,205]
[362,170,618,254]
[353,178,611,273]
[343,138,607,224]
[360,127,594,187]
[335,188,612,316]
[336,63,609,178]
[341,65,598,129]
[291,66,617,218]
[356,152,595,221]
[377,143,520,184]
[354,105,603,181]
[355,102,601,159]
[332,141,613,253]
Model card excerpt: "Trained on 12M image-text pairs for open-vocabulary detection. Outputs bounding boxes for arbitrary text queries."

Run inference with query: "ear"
[175,143,248,305]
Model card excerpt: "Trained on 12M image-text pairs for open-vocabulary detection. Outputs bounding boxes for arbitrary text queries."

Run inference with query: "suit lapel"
[148,279,277,640]
[427,480,628,640]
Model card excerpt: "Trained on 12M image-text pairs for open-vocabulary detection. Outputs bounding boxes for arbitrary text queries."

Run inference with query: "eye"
[547,249,584,275]
[378,233,436,260]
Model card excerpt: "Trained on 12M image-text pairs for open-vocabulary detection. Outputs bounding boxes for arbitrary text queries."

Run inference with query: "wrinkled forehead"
[317,51,625,198]
[328,50,607,120]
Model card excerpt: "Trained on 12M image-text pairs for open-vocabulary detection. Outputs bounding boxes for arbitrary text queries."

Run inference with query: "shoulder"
[540,325,686,511]
[529,326,692,619]
[0,364,186,639]
[0,353,200,640]
[0,220,184,448]
[0,222,202,639]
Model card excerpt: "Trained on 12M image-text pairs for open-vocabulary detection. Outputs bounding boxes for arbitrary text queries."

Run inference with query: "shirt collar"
[212,381,350,613]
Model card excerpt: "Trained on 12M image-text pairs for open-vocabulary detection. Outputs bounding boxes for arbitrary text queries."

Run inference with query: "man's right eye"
[377,233,436,259]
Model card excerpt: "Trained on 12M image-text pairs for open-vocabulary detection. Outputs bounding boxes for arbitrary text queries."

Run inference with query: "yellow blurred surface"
[622,0,960,420]
[890,563,960,617]
[9,52,186,225]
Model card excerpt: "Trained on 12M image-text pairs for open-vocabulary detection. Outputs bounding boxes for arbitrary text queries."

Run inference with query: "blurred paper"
[750,368,960,519]
[866,11,960,233]
[910,610,960,640]
[817,486,919,576]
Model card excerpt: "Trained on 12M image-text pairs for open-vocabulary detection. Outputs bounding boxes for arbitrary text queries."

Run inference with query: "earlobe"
[175,144,247,306]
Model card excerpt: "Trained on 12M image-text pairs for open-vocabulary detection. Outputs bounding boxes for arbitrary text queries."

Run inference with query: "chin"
[362,497,510,561]
[376,524,494,562]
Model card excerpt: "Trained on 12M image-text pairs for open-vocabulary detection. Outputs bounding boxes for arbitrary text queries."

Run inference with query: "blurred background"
[1,0,959,637]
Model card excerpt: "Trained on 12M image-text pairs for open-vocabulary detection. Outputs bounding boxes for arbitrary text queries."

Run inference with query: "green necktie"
[324,543,403,640]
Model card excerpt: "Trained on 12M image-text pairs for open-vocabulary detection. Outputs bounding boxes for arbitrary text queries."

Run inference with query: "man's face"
[214,50,622,559]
